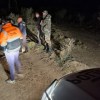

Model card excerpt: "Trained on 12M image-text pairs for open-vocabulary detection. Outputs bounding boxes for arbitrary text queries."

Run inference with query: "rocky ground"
[0,26,100,100]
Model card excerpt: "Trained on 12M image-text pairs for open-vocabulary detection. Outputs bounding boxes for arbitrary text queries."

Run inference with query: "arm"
[19,23,23,33]
[41,15,51,28]
[0,32,7,51]
[40,20,47,27]
[19,23,27,35]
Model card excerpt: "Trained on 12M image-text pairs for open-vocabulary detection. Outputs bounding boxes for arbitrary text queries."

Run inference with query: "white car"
[41,68,100,100]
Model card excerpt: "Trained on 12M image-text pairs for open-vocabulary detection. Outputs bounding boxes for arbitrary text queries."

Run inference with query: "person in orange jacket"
[0,18,23,84]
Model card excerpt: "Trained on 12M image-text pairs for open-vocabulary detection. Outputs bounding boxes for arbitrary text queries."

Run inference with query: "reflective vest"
[0,23,23,52]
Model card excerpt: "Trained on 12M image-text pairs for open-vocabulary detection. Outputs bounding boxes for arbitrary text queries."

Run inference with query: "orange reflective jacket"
[0,23,23,47]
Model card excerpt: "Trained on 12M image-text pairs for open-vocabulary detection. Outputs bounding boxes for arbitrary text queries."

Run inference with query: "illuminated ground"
[0,27,100,100]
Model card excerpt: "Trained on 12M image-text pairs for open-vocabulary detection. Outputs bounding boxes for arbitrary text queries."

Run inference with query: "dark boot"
[43,45,46,50]
[23,46,28,53]
[45,43,49,53]
[42,42,47,51]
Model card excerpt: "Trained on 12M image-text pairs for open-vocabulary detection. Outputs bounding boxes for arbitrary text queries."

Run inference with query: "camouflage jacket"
[41,14,51,33]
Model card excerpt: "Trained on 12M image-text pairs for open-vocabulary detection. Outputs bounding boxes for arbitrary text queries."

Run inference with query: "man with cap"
[17,17,28,53]
[40,10,52,53]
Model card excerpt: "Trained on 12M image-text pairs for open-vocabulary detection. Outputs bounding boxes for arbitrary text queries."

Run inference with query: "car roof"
[62,68,100,100]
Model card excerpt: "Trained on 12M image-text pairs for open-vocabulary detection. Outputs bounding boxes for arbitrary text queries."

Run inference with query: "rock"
[60,49,67,61]
[74,39,86,49]
[60,38,75,62]
[55,56,63,67]
[65,38,75,54]
[27,42,36,49]
[49,52,56,59]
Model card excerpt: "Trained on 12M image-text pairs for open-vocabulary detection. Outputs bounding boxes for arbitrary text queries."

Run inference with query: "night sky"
[0,0,100,13]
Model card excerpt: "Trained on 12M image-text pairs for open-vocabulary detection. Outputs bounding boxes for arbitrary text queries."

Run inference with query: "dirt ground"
[0,49,65,100]
[0,27,100,100]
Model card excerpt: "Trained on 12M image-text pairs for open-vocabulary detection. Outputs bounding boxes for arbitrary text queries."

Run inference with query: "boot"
[43,42,47,51]
[23,46,28,53]
[45,43,49,53]
[43,45,46,50]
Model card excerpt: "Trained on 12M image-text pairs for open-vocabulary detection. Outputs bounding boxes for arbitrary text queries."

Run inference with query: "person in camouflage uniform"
[41,10,52,52]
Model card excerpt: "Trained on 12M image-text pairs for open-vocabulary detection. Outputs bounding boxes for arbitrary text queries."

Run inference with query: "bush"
[21,7,35,31]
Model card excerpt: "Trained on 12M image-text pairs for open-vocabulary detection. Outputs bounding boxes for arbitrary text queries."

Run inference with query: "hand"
[40,20,43,25]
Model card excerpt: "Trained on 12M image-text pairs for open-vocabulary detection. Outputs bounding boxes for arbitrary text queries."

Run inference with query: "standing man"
[17,17,28,53]
[0,19,23,84]
[34,12,46,50]
[34,12,42,45]
[41,10,52,53]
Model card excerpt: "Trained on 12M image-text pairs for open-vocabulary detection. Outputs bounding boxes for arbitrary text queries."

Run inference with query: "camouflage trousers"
[44,29,51,46]
[37,30,41,44]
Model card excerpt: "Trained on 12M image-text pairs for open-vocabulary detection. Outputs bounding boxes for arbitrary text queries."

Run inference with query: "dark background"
[0,0,100,13]
[0,0,100,27]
